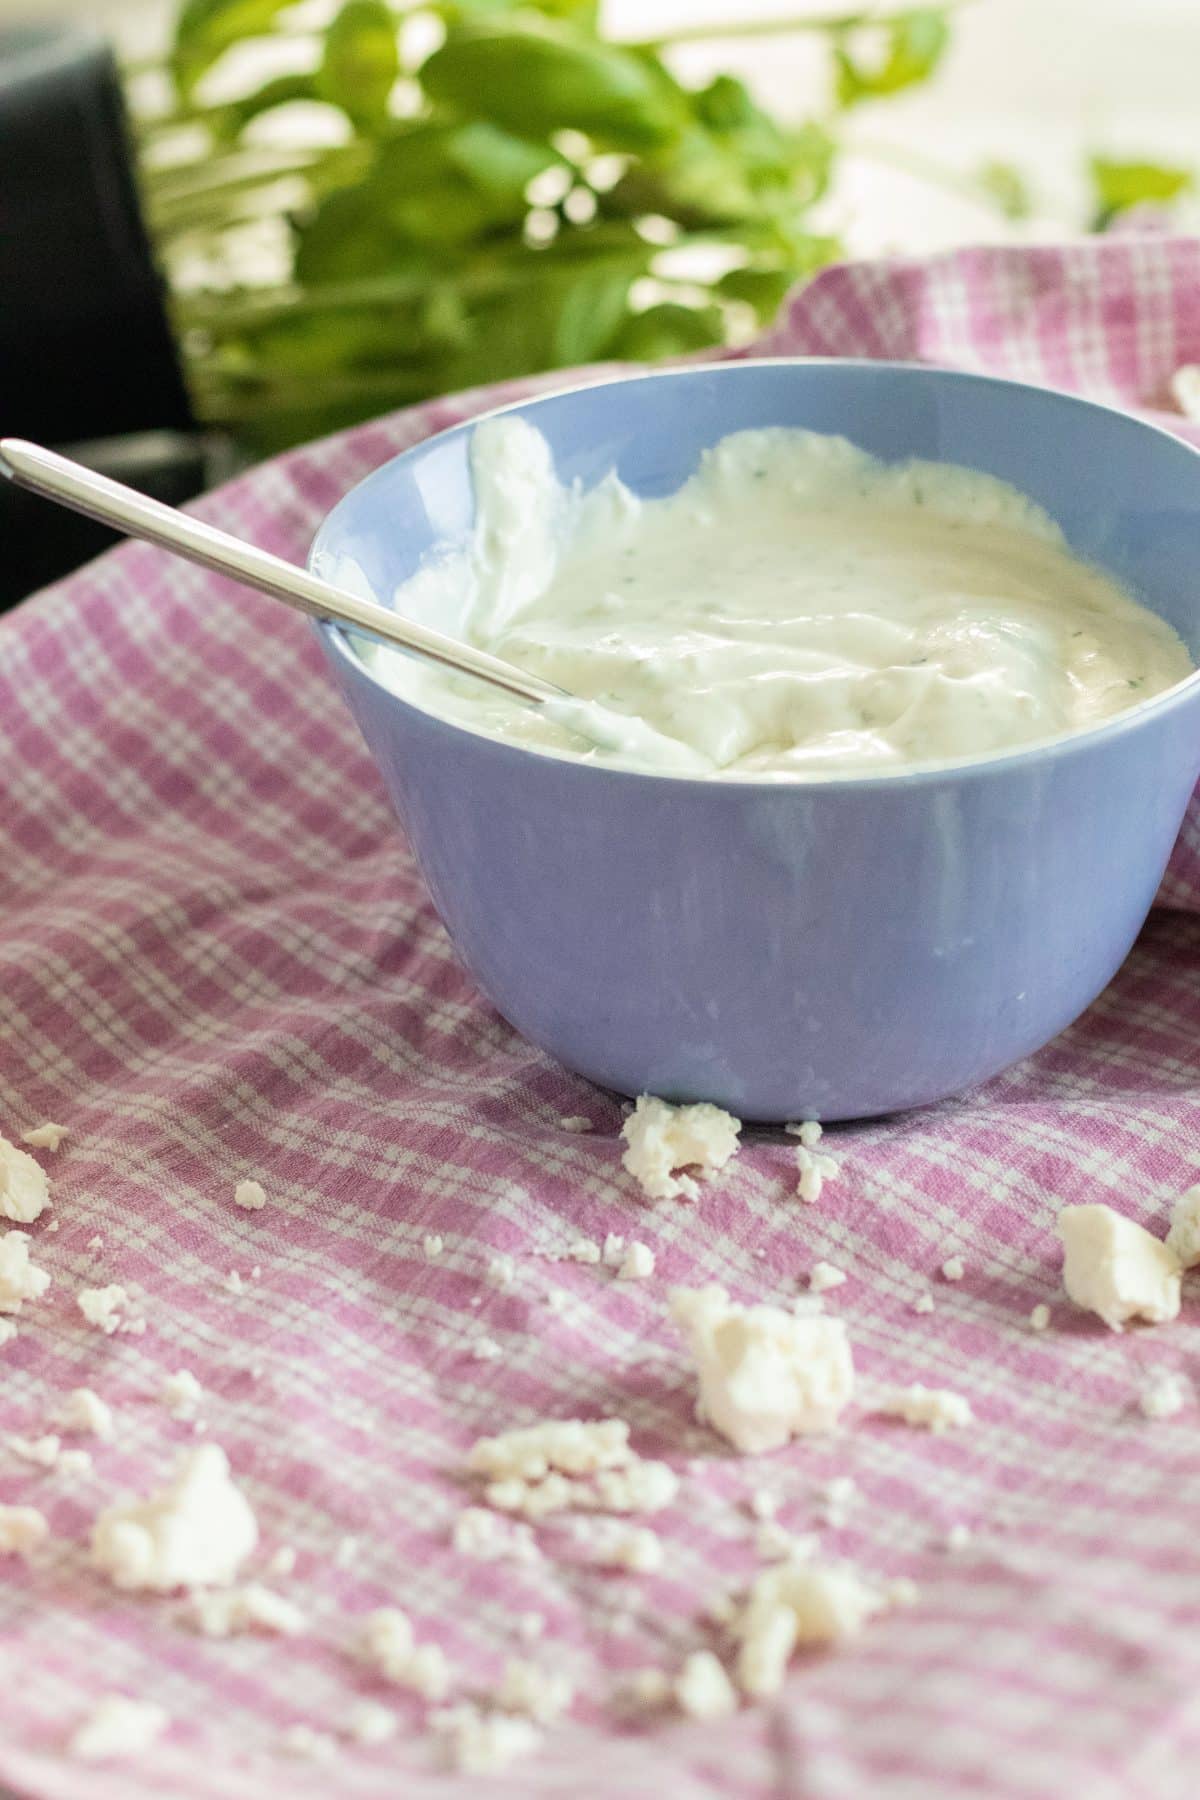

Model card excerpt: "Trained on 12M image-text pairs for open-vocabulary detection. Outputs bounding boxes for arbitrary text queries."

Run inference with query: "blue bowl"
[310,360,1200,1121]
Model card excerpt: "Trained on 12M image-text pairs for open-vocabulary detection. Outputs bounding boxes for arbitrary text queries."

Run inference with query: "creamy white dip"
[361,415,1191,778]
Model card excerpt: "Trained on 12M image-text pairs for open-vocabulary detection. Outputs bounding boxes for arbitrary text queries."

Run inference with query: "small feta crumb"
[1139,1367,1190,1420]
[224,1270,245,1295]
[453,1507,537,1563]
[91,1444,258,1591]
[735,1561,892,1697]
[795,1143,840,1205]
[617,1241,655,1281]
[47,1220,59,1232]
[0,1503,49,1555]
[565,1237,601,1264]
[486,1253,515,1289]
[77,1284,140,1335]
[1029,1303,1051,1332]
[558,1116,593,1133]
[0,1231,50,1313]
[344,1700,397,1747]
[675,1650,738,1720]
[266,1544,297,1577]
[494,1657,573,1724]
[233,1179,266,1211]
[279,1724,337,1762]
[670,1283,854,1453]
[785,1119,824,1147]
[0,1321,15,1348]
[880,1384,973,1431]
[431,1704,541,1775]
[627,1667,672,1707]
[469,1417,632,1482]
[9,1433,61,1467]
[704,1590,740,1627]
[69,1696,167,1762]
[190,1582,306,1637]
[822,1474,858,1524]
[56,1387,115,1440]
[886,1576,921,1608]
[591,1524,663,1573]
[86,1234,103,1252]
[1171,364,1200,420]
[1165,1184,1200,1269]
[755,1522,817,1563]
[913,1293,935,1315]
[1058,1204,1181,1331]
[471,1336,503,1362]
[748,1488,777,1520]
[160,1370,203,1419]
[621,1095,741,1203]
[0,1136,50,1222]
[360,1609,450,1699]
[601,1232,625,1267]
[940,1257,965,1282]
[809,1261,846,1294]
[21,1122,67,1153]
[544,1287,570,1313]
[944,1523,972,1552]
[57,1448,92,1475]
[423,1234,444,1260]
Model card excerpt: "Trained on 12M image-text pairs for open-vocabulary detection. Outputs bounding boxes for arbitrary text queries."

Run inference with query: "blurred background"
[1,0,1197,601]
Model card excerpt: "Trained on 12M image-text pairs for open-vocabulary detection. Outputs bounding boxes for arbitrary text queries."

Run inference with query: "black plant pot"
[0,24,224,606]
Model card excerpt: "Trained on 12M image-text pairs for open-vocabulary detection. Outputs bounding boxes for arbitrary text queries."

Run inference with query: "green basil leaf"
[172,0,297,98]
[551,269,635,363]
[834,9,950,109]
[208,72,317,143]
[713,264,795,317]
[421,18,687,151]
[316,0,399,130]
[605,301,723,361]
[1088,155,1193,228]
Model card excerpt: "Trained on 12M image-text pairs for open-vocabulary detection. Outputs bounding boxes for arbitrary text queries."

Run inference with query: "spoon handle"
[0,437,562,707]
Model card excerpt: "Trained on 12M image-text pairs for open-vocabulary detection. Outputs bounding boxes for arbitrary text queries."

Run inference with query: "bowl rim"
[312,355,1200,793]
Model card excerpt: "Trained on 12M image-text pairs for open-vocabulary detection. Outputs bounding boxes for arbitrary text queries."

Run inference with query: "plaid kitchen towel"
[1,233,1200,1800]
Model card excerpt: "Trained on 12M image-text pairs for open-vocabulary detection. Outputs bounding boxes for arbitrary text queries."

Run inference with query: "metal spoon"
[0,436,565,707]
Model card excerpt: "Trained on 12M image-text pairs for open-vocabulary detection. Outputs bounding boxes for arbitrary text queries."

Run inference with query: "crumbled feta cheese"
[495,1658,573,1724]
[57,1388,115,1440]
[621,1095,741,1203]
[795,1144,840,1205]
[1139,1367,1190,1420]
[0,1503,48,1555]
[77,1285,141,1335]
[279,1724,338,1762]
[486,1253,516,1289]
[58,1449,92,1476]
[46,1220,59,1232]
[627,1667,672,1707]
[69,1697,167,1762]
[1058,1204,1181,1331]
[86,1234,103,1253]
[670,1283,854,1453]
[565,1238,601,1264]
[431,1705,541,1775]
[748,1488,777,1520]
[190,1582,306,1637]
[423,1234,444,1260]
[0,1136,50,1223]
[469,1418,632,1482]
[809,1261,846,1294]
[675,1650,738,1720]
[735,1561,891,1697]
[913,1293,935,1315]
[344,1700,397,1747]
[0,1320,16,1348]
[1165,1184,1200,1269]
[471,1336,503,1362]
[160,1370,203,1419]
[821,1474,858,1525]
[1171,364,1200,420]
[265,1543,297,1578]
[558,1116,593,1133]
[1028,1302,1051,1331]
[91,1444,258,1591]
[785,1120,824,1147]
[0,1231,50,1313]
[9,1433,62,1467]
[601,1233,625,1267]
[233,1179,266,1211]
[453,1506,538,1563]
[755,1522,817,1563]
[360,1609,451,1699]
[880,1384,973,1431]
[590,1524,663,1573]
[587,1460,679,1514]
[944,1523,972,1552]
[223,1270,245,1295]
[940,1256,965,1282]
[617,1242,655,1281]
[21,1122,67,1153]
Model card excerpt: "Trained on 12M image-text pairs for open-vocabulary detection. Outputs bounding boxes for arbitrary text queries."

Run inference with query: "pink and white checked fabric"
[2,234,1200,1800]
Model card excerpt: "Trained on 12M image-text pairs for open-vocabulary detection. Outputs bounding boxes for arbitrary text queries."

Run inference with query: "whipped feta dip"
[361,415,1192,778]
